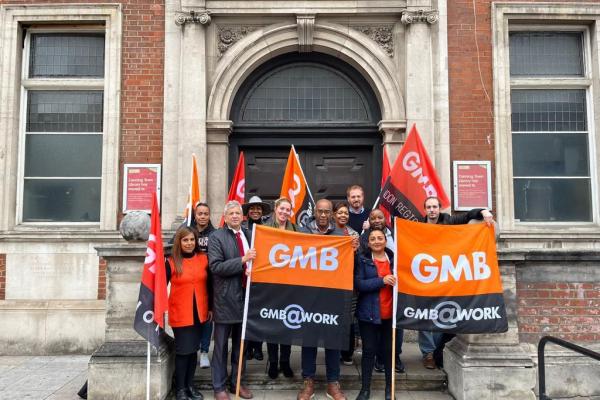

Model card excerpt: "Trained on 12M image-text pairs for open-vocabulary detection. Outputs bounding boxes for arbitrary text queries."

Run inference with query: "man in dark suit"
[208,200,256,400]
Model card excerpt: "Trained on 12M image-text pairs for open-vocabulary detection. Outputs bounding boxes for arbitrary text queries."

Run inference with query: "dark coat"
[354,247,395,325]
[207,226,251,324]
[422,208,484,225]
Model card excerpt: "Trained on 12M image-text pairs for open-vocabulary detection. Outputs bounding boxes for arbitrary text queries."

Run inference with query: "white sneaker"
[200,352,210,368]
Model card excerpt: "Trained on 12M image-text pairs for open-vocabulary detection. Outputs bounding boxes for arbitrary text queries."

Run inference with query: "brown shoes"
[229,385,253,399]
[423,352,436,369]
[297,378,315,400]
[214,390,230,400]
[326,381,347,400]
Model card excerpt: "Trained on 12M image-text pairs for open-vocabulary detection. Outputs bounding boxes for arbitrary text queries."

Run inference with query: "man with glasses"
[297,199,347,400]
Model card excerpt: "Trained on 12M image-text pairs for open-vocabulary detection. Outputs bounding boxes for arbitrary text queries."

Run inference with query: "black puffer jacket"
[421,208,484,225]
[207,227,251,324]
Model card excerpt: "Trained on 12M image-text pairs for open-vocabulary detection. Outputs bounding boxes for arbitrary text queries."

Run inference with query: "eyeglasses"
[316,209,332,215]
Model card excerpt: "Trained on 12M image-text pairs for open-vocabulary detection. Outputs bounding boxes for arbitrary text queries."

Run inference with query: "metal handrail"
[538,336,600,400]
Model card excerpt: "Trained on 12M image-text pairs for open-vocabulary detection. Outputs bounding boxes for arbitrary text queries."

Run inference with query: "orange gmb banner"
[251,225,354,291]
[395,218,502,297]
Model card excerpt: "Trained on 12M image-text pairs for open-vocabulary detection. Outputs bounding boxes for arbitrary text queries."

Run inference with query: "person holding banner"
[166,226,212,400]
[208,201,255,400]
[241,196,271,362]
[333,201,360,366]
[263,197,297,379]
[298,198,347,400]
[418,196,495,369]
[355,227,396,400]
[358,209,404,374]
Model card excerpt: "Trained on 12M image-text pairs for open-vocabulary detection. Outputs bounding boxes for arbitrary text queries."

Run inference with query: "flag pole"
[235,224,256,400]
[291,145,316,207]
[186,153,195,227]
[391,217,398,400]
[146,341,151,400]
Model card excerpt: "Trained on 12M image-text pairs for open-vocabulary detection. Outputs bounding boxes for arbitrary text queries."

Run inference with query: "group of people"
[166,185,494,400]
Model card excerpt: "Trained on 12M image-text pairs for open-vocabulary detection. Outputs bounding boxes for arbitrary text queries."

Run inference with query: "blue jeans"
[418,330,442,356]
[199,321,213,353]
[301,347,340,382]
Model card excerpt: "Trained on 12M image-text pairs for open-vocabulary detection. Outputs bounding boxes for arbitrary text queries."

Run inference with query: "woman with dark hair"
[167,226,212,400]
[355,227,396,400]
[263,197,297,379]
[333,201,360,366]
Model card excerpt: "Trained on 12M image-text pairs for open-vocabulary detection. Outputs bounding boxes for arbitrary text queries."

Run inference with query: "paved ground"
[0,346,453,400]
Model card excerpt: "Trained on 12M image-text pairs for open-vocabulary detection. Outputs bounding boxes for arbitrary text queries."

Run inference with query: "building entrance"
[229,53,382,205]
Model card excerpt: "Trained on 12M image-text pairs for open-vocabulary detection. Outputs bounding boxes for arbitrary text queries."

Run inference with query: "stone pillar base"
[88,340,174,400]
[445,337,536,400]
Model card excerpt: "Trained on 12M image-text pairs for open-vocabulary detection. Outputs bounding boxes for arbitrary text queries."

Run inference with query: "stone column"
[206,120,232,223]
[444,253,536,400]
[401,5,439,157]
[378,121,406,162]
[162,2,211,229]
[87,244,174,400]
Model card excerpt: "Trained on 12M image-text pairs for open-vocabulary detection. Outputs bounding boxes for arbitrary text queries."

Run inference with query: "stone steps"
[192,345,447,392]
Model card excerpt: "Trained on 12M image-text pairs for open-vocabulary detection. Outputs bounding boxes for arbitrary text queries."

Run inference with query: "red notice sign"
[123,164,161,213]
[453,161,491,210]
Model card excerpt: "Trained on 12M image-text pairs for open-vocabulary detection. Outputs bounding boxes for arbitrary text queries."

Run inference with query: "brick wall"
[449,0,597,344]
[0,254,5,300]
[0,0,165,225]
[517,282,600,343]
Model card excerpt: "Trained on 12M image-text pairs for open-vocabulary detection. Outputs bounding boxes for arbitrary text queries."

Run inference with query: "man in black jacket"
[418,196,494,369]
[297,199,348,400]
[208,200,256,400]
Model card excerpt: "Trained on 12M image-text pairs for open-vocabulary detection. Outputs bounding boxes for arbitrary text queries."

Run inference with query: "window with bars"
[509,31,591,222]
[22,32,105,223]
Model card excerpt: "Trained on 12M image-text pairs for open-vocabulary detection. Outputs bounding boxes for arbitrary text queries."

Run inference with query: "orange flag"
[183,154,201,226]
[220,152,245,226]
[393,218,507,333]
[279,146,315,225]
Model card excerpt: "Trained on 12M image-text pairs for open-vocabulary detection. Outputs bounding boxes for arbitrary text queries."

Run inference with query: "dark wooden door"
[243,146,376,206]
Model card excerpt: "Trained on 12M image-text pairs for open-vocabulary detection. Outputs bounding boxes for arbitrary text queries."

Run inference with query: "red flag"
[279,146,315,226]
[378,124,450,221]
[379,145,393,226]
[183,154,201,226]
[134,193,168,347]
[381,145,391,189]
[220,152,245,226]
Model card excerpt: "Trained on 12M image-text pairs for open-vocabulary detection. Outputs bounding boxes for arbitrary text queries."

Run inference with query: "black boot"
[268,361,279,379]
[355,388,370,400]
[254,347,264,361]
[186,385,204,400]
[176,388,190,400]
[280,361,294,378]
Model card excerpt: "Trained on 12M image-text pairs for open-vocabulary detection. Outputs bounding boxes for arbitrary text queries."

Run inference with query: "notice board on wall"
[123,164,161,213]
[453,161,491,211]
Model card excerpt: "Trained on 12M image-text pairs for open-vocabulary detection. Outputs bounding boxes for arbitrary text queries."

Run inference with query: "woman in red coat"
[167,226,212,400]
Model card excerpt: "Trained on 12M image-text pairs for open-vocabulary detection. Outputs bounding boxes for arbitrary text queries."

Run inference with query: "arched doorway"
[229,52,382,205]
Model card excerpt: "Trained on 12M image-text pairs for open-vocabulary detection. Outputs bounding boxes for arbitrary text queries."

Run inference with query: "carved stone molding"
[175,9,211,26]
[351,25,394,56]
[400,9,439,25]
[217,25,259,57]
[297,14,315,53]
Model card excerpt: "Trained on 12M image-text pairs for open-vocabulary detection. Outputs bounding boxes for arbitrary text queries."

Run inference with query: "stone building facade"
[0,0,598,398]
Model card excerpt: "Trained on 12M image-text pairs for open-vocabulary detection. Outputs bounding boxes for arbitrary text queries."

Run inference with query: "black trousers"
[359,319,393,390]
[267,343,291,364]
[211,322,245,393]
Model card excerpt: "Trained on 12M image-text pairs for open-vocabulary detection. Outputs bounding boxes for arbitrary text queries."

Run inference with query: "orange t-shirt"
[373,258,393,319]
